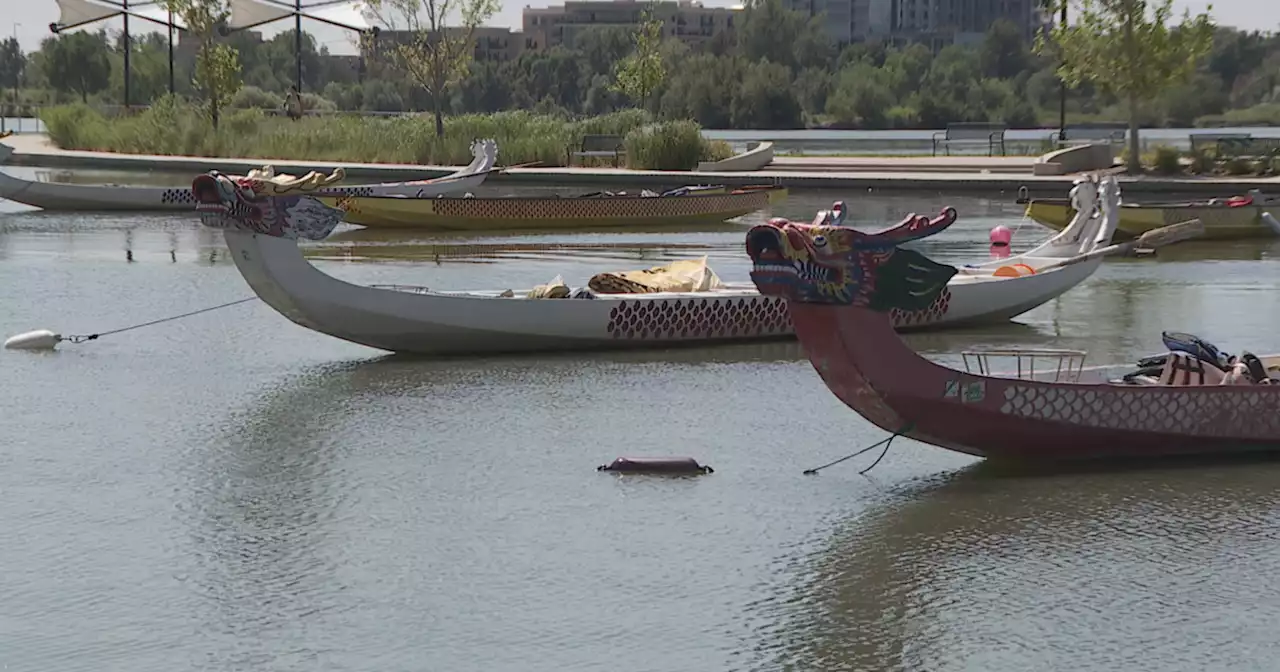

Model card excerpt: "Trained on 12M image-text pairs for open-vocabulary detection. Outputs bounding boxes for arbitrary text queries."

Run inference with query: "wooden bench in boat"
[570,134,626,167]
[932,122,1008,156]
[1059,122,1127,148]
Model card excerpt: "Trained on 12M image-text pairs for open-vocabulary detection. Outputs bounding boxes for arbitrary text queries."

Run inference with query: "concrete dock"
[3,133,1277,196]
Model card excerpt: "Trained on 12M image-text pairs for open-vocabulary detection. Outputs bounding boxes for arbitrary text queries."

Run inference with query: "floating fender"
[597,457,714,475]
[992,263,1037,278]
[4,329,63,351]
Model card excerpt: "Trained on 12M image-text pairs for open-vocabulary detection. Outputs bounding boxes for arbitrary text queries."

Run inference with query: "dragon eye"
[813,235,827,247]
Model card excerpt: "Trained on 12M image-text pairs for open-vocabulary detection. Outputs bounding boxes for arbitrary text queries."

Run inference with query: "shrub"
[1148,144,1182,175]
[1187,149,1215,174]
[1224,157,1254,175]
[624,120,709,171]
[231,86,280,110]
[38,101,728,170]
[41,102,113,150]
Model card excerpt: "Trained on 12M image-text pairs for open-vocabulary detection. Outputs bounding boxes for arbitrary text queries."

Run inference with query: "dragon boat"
[744,179,1280,463]
[189,169,1119,357]
[316,183,788,231]
[1021,187,1280,241]
[0,138,499,212]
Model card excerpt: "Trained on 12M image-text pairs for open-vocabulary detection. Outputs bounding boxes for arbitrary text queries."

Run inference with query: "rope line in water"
[802,423,914,476]
[64,297,258,343]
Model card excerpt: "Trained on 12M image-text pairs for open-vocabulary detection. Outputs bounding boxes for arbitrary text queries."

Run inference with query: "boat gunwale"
[320,185,786,205]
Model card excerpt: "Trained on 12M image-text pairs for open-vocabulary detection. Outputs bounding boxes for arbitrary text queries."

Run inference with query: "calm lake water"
[4,170,1280,671]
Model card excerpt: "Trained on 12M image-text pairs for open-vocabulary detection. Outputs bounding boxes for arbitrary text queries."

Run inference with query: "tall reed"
[40,101,727,170]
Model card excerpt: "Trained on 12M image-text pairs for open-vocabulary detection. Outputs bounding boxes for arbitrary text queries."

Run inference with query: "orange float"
[993,263,1037,278]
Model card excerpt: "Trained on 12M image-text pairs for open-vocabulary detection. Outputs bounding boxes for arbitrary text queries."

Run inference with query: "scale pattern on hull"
[161,189,197,205]
[425,191,773,221]
[999,384,1280,438]
[888,288,952,327]
[606,296,790,340]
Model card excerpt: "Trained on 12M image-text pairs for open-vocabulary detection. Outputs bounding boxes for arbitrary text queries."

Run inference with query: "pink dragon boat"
[745,177,1280,462]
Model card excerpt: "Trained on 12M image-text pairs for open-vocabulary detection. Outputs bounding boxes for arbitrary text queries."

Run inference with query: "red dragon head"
[745,207,959,313]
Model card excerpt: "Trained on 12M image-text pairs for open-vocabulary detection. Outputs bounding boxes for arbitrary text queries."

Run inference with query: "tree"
[610,3,666,109]
[42,31,111,103]
[162,0,242,129]
[362,0,501,137]
[980,19,1032,80]
[0,38,23,99]
[1038,0,1215,172]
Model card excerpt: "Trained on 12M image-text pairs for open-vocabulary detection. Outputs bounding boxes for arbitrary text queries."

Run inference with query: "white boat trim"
[200,174,1121,356]
[0,138,498,212]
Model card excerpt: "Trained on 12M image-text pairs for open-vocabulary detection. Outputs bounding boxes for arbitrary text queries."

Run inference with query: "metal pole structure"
[295,0,303,92]
[1058,0,1067,140]
[13,24,19,112]
[168,9,175,95]
[122,0,131,108]
[6,22,18,134]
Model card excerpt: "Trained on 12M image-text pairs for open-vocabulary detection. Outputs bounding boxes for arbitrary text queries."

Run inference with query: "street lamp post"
[1058,1,1067,140]
[11,23,19,132]
[122,0,131,108]
[168,9,175,95]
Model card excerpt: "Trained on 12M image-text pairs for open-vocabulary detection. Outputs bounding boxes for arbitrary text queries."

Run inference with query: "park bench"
[1059,122,1128,148]
[932,122,1008,156]
[1209,135,1280,160]
[1189,132,1254,156]
[570,134,626,167]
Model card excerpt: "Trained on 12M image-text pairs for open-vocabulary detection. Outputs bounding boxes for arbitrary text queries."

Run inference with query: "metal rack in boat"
[960,348,1088,383]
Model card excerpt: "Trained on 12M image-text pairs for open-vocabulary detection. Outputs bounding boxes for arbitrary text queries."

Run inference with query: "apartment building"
[364,26,524,63]
[785,0,891,43]
[892,0,1043,45]
[790,0,1041,47]
[522,0,739,51]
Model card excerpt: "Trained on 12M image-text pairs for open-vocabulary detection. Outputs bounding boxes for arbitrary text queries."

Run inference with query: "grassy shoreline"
[38,98,734,171]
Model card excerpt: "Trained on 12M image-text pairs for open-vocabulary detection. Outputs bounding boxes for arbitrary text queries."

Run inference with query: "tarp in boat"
[528,275,571,299]
[587,256,725,294]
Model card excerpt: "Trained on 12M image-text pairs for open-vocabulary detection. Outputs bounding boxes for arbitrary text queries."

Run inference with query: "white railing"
[961,348,1089,383]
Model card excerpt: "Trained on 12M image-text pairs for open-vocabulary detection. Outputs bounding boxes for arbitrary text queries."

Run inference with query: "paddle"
[1262,211,1280,236]
[1037,218,1205,271]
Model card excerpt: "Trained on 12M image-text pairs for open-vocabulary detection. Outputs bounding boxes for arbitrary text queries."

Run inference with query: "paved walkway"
[768,155,1038,174]
[3,133,1277,196]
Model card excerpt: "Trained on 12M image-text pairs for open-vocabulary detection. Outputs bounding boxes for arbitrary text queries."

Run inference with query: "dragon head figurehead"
[191,165,347,241]
[746,207,960,314]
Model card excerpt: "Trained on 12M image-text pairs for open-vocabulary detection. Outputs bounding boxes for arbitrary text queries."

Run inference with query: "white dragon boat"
[0,138,498,212]
[190,168,1121,356]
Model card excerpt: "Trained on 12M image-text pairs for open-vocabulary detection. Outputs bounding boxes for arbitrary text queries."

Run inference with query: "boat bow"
[748,177,1280,461]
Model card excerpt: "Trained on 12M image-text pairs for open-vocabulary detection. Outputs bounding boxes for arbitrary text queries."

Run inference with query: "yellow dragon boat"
[1024,189,1279,241]
[320,184,788,231]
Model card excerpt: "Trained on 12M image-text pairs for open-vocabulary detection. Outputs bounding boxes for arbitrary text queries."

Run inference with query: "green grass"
[39,97,732,171]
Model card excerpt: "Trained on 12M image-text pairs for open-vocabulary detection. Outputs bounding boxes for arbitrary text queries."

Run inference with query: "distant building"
[522,0,739,51]
[365,26,524,63]
[891,0,1043,47]
[789,0,1042,48]
[786,0,893,44]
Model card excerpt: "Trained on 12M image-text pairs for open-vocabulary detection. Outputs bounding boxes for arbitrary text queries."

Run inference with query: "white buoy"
[4,329,64,351]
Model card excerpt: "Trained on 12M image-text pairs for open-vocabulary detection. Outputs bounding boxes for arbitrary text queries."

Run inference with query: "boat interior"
[1030,189,1278,209]
[961,332,1280,388]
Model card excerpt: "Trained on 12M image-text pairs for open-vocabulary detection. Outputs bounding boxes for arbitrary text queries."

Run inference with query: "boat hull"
[222,230,1099,356]
[1026,198,1266,240]
[318,186,789,231]
[0,139,498,212]
[788,303,1280,461]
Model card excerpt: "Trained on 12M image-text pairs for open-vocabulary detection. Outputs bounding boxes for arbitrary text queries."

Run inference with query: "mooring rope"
[802,423,914,476]
[63,297,258,343]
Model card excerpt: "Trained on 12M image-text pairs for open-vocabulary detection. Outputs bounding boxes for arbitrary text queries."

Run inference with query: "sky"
[4,0,1276,56]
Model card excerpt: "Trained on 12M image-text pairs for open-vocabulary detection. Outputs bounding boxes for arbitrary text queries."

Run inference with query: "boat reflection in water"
[747,459,1280,671]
